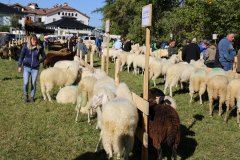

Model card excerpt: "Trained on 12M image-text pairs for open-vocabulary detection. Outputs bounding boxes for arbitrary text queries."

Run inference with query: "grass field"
[0,56,240,160]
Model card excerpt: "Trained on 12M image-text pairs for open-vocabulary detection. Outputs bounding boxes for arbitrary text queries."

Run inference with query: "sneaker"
[29,97,35,102]
[24,95,29,103]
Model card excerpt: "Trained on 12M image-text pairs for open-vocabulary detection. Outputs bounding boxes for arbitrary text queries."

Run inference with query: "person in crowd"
[113,38,122,50]
[218,33,236,71]
[168,40,178,57]
[205,41,217,68]
[39,33,44,47]
[95,36,102,53]
[18,34,46,103]
[182,38,201,63]
[76,38,87,59]
[161,41,166,49]
[199,39,208,60]
[43,35,49,53]
[151,38,158,51]
[122,38,132,52]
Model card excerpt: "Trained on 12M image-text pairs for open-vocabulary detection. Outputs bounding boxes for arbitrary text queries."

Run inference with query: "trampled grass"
[0,56,240,160]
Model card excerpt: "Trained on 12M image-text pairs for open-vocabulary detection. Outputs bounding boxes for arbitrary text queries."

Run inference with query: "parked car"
[82,35,96,44]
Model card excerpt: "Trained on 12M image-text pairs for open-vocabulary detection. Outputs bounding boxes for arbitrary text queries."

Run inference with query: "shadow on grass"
[74,150,108,160]
[178,114,203,160]
[2,76,23,81]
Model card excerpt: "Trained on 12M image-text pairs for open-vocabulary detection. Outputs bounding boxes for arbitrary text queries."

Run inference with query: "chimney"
[63,2,68,6]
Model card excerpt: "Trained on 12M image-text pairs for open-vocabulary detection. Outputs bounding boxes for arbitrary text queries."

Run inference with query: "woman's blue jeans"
[23,66,39,98]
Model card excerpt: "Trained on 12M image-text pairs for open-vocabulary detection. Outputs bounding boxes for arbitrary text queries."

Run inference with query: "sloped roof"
[45,17,94,30]
[11,3,89,18]
[0,3,26,15]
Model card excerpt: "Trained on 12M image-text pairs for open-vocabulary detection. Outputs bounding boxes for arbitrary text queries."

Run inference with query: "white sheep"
[126,53,138,73]
[56,85,78,104]
[189,68,207,104]
[161,54,179,80]
[133,54,155,75]
[95,83,138,160]
[75,76,97,122]
[224,78,240,126]
[117,51,128,71]
[236,94,240,127]
[40,65,80,101]
[91,76,117,129]
[149,58,165,87]
[207,75,228,117]
[53,59,83,69]
[164,63,190,97]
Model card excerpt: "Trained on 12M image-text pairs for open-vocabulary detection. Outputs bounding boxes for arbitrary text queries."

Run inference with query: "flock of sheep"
[38,41,181,159]
[2,38,239,159]
[103,43,240,127]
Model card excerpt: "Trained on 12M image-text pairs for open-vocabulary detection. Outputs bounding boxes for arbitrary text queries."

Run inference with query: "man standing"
[218,33,236,71]
[182,38,201,63]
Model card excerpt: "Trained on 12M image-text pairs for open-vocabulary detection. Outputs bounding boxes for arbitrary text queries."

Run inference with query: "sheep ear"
[101,94,108,105]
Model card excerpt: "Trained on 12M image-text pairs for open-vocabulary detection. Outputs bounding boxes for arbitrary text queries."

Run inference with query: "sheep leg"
[46,90,52,102]
[199,84,206,105]
[189,92,193,103]
[218,101,223,116]
[199,94,203,105]
[224,105,230,122]
[95,131,102,152]
[85,99,93,123]
[164,81,168,95]
[75,110,80,122]
[40,84,47,100]
[171,145,177,160]
[237,107,240,127]
[157,147,163,160]
[170,84,173,97]
[209,98,213,117]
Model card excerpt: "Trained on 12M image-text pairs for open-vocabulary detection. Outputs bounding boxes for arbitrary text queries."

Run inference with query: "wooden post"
[106,33,110,74]
[76,48,80,57]
[141,2,152,160]
[80,50,82,60]
[8,41,11,61]
[85,54,88,63]
[105,19,110,75]
[101,55,105,71]
[115,58,120,85]
[90,53,94,67]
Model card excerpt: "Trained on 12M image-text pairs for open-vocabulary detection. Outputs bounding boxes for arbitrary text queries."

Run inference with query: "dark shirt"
[123,40,132,52]
[168,46,178,57]
[182,43,201,63]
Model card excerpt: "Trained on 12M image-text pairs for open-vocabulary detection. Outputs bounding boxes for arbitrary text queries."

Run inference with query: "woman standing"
[18,34,46,102]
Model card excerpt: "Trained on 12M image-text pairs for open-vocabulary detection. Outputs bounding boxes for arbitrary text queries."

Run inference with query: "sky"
[1,0,105,27]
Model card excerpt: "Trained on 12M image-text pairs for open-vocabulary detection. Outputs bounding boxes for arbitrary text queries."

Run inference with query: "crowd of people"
[17,33,240,103]
[154,33,239,72]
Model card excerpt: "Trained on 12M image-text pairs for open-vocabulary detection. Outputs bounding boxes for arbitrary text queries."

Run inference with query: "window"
[65,12,67,16]
[53,18,56,22]
[90,37,96,40]
[38,18,41,22]
[75,13,77,16]
[68,13,70,16]
[62,12,64,15]
[72,13,74,16]
[58,12,60,15]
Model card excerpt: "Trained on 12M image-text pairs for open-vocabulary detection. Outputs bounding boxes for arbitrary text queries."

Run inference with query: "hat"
[192,38,196,43]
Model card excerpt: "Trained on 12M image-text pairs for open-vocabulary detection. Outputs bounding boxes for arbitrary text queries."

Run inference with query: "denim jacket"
[218,37,236,63]
[18,45,46,69]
